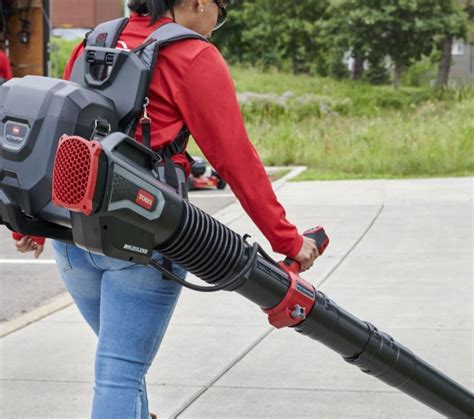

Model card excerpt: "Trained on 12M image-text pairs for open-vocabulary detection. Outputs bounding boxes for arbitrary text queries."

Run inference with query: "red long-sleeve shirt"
[17,13,304,258]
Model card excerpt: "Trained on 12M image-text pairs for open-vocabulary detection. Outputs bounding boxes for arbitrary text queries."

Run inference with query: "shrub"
[50,37,81,78]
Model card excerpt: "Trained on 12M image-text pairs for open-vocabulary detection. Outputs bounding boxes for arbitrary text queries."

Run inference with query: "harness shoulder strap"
[85,17,129,48]
[146,22,208,46]
[135,22,209,72]
[134,24,209,195]
[134,22,208,154]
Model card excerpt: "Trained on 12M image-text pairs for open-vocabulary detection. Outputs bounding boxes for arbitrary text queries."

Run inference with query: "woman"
[14,1,319,417]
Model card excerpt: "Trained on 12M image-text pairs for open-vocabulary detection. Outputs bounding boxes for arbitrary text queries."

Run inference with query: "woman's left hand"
[15,236,44,259]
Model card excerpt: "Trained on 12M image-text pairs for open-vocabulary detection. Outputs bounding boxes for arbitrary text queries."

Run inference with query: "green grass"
[245,97,474,178]
[231,66,441,116]
[292,170,472,182]
[228,66,474,180]
[50,37,82,79]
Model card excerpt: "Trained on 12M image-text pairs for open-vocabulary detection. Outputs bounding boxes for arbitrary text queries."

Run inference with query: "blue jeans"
[52,240,185,419]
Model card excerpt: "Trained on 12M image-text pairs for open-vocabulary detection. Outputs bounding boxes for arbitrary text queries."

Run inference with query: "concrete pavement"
[0,177,472,418]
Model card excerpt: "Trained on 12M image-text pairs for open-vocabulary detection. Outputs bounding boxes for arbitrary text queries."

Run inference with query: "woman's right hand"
[293,236,319,272]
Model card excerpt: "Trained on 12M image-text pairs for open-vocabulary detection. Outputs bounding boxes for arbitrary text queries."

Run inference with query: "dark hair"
[128,0,183,23]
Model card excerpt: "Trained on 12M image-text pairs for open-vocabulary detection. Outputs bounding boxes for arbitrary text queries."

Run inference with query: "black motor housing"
[0,76,119,238]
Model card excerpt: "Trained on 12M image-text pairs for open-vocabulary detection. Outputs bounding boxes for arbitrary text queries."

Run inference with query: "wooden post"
[3,0,49,77]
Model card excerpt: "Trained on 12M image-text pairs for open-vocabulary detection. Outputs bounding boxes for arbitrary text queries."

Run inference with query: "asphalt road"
[0,187,236,323]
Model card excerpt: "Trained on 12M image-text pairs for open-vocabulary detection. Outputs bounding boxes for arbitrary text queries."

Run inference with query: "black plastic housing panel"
[0,76,118,234]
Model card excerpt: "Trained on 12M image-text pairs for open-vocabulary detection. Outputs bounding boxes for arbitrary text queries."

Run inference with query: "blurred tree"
[324,0,468,88]
[322,1,389,81]
[328,48,350,79]
[213,0,469,86]
[364,56,391,85]
[212,0,329,74]
[435,0,469,88]
[211,0,250,63]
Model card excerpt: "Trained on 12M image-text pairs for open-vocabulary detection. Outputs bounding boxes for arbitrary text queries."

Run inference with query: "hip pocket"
[51,240,73,272]
[105,256,139,270]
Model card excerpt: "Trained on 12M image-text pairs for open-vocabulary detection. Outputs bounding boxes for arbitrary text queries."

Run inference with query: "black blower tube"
[52,133,473,418]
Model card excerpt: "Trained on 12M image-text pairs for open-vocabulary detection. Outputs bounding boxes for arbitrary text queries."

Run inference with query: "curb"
[0,166,307,338]
[271,166,307,190]
[0,293,73,338]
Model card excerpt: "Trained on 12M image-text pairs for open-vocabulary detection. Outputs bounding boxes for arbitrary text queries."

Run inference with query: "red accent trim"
[135,189,155,210]
[262,267,316,329]
[11,232,46,245]
[12,232,23,241]
[52,136,102,216]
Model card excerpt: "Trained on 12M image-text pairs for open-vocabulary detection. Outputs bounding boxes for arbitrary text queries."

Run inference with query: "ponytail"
[128,0,183,23]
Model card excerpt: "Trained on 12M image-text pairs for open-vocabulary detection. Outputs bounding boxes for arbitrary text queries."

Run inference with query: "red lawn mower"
[189,156,227,191]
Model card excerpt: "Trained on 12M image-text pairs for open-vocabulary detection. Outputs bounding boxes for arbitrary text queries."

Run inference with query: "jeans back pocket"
[51,240,73,272]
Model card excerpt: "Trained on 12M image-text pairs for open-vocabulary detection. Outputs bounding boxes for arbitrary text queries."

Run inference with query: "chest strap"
[152,127,193,194]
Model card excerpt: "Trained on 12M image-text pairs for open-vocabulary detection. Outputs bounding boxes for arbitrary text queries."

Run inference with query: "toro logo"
[135,189,155,210]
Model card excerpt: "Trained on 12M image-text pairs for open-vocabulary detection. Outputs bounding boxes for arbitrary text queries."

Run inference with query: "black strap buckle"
[91,119,111,140]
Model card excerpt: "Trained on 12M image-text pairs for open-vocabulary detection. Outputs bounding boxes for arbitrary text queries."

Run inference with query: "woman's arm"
[175,46,304,258]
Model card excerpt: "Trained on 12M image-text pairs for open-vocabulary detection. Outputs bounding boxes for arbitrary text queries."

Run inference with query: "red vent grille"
[52,135,102,215]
